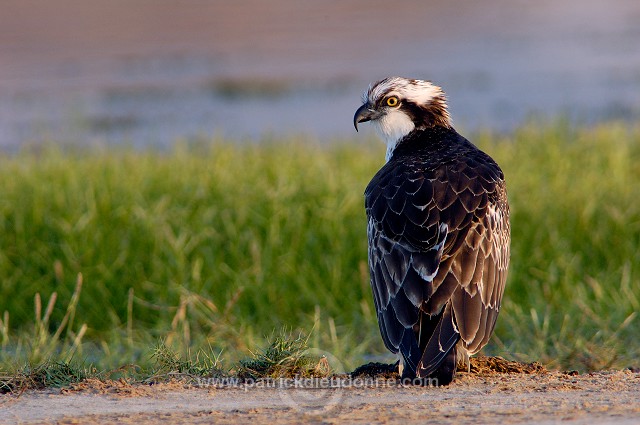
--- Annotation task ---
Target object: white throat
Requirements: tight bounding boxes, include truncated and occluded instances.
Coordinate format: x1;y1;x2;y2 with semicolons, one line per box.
372;109;415;162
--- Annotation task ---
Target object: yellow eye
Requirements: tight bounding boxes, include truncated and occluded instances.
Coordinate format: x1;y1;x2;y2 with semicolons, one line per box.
386;96;399;107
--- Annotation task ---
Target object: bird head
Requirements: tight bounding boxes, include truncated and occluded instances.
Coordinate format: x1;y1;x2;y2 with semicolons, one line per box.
354;77;451;159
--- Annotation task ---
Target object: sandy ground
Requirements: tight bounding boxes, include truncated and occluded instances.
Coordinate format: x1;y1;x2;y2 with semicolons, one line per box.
1;359;639;425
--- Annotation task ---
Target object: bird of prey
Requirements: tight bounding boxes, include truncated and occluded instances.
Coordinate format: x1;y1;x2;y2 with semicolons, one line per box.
354;77;510;386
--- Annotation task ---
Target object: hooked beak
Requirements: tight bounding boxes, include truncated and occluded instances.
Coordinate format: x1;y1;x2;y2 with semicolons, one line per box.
353;103;379;131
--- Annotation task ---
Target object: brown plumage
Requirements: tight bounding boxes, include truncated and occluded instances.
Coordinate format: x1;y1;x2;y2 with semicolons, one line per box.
354;77;510;385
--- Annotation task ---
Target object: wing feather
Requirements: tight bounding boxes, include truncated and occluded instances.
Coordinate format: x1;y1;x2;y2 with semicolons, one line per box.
449;185;510;353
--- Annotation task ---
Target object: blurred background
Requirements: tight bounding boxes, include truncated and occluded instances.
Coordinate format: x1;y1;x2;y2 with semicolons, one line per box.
2;0;640;375
1;0;639;150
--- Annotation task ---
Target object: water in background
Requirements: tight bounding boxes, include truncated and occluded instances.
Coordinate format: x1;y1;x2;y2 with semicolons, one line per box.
1;0;639;149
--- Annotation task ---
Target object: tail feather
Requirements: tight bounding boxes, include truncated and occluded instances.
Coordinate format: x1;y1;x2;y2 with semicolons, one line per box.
398;327;423;379
416;303;460;382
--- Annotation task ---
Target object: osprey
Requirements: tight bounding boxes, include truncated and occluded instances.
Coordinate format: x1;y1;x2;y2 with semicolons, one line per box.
354;77;510;385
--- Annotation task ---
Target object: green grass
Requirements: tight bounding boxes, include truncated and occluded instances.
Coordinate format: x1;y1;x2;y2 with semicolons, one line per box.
1;359;90;393
0;330;324;392
1;121;639;382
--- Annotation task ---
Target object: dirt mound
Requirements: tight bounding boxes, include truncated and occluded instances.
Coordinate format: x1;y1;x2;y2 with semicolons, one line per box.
350;355;546;380
467;355;547;375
